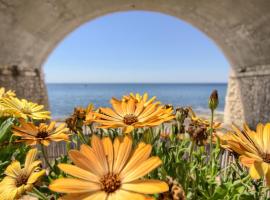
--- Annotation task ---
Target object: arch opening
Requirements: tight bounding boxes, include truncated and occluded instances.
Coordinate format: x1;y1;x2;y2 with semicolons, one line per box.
43;11;229;119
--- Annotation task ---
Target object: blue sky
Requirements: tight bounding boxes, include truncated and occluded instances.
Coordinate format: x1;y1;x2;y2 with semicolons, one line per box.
44;11;229;83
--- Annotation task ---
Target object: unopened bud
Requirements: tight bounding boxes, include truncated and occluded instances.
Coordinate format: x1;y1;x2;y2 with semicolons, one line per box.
208;90;219;111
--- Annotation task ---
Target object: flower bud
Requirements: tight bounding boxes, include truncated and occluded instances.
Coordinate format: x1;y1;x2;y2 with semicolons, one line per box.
208;90;219;111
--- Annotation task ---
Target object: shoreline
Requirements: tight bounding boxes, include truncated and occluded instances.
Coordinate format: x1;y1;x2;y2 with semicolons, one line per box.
53;112;224;123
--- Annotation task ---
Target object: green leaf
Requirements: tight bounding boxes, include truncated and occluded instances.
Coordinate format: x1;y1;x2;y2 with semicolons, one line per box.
0;118;14;142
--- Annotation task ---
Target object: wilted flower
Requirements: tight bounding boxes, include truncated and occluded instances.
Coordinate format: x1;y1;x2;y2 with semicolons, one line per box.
175;107;189;134
160;130;171;141
187;108;221;146
73;107;86;120
65;104;95;132
0;149;45;200
49;135;168;199
175;107;189;123
158;176;186;200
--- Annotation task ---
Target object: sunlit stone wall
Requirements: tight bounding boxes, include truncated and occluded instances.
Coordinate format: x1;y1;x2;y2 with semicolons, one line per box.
0;0;270;127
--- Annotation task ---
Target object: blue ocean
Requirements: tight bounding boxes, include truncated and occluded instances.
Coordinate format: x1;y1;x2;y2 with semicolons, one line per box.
47;83;227;119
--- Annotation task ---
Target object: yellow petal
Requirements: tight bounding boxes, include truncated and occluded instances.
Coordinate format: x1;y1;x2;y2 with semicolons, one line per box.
79;145;107;176
58;164;100;183
108;189;145;200
121;179;168;194
263;123;270;153
265;169;270;186
68;150;96;172
100;108;122;120
83;191;107;200
24;149;38;170
113;136;132;174
122;157;162;183
121;144;152;176
4;161;21;178
249;161;269;179
49;178;101;193
27;170;45;184
239;155;256;168
102;137;114;173
111;101;125;117
91;135;108;172
123;126;134;133
127;99;136;114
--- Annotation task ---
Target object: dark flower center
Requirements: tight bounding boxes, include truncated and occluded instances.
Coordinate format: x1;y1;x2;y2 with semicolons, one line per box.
261;153;270;163
16;173;28;187
37;131;49;139
123;114;138;125
100;173;121;193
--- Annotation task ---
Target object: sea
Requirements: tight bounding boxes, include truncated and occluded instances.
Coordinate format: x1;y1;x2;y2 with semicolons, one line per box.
47;83;227;119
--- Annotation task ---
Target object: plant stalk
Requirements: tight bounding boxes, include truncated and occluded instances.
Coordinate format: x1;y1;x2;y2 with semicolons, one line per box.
40;144;54;173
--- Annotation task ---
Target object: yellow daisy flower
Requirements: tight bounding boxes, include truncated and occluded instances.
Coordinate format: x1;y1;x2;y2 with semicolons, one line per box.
95;96;174;133
0;149;45;200
0;97;50;120
0;104;13;118
122;93;159;107
12;120;69;146
0;87;16;98
219;123;270;186
49;135;168;199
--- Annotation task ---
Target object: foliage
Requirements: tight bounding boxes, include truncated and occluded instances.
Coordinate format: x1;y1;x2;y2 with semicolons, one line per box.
0;88;270;199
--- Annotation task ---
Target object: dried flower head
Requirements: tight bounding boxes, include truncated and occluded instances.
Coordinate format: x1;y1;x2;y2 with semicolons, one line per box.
158;176;186;200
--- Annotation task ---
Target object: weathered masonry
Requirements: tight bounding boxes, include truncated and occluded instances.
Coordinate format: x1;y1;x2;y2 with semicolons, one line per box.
0;0;270;127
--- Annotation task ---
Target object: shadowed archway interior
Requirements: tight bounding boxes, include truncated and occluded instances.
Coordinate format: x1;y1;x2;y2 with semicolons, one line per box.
0;0;270;127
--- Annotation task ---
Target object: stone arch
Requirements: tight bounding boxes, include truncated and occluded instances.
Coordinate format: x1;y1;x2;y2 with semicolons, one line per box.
1;0;270;127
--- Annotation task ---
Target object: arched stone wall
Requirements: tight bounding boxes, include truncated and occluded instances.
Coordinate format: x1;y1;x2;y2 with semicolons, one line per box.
0;0;270;127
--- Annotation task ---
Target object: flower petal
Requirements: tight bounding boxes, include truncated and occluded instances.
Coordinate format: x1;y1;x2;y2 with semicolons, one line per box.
4;161;21;178
113;136;132;174
27;170;45;184
102;137;114;173
249;161;269;179
121;143;151;176
49;178;101;193
122;157;162;183
58;164;100;183
121;179;168;194
91;135;109;172
108;189;145;200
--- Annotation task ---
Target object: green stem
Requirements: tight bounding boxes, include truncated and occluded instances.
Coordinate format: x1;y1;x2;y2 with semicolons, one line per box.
31;187;48;200
40;144;54;173
209;109;214;164
189;140;195;161
76;130;87;145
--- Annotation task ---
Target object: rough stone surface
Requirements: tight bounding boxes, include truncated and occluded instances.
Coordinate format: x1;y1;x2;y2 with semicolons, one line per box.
0;0;270;127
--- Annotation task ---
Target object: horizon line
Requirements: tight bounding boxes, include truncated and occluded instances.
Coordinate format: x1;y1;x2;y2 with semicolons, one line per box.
46;82;227;84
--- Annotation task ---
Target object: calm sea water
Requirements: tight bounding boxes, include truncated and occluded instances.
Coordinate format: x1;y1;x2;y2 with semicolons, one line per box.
47;83;227;119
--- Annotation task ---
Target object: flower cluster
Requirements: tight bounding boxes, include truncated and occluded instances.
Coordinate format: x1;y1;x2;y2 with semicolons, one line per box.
0;87;50;120
0;88;269;199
